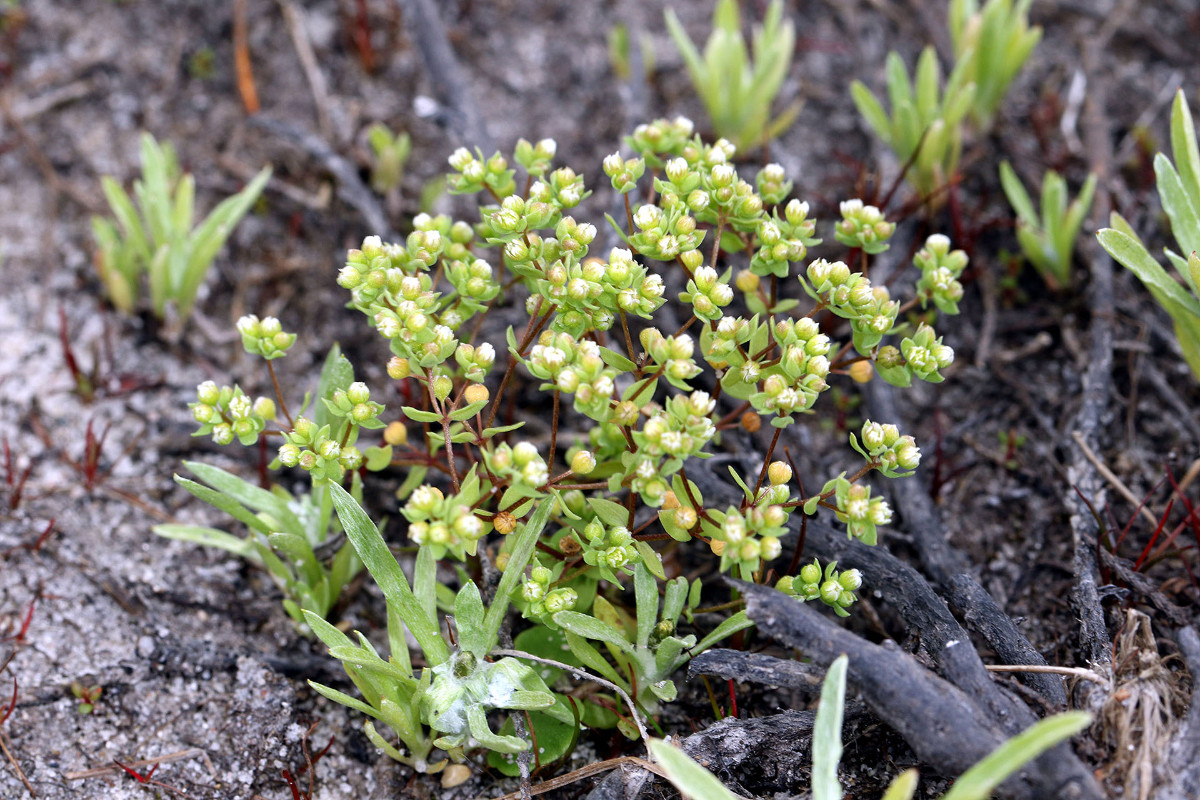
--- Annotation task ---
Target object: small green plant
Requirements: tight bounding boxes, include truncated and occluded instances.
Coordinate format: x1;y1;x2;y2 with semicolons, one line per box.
999;162;1096;289
948;0;1041;131
91;133;270;323
651;653;1093;800
366;123;412;194
169;120;969;771
665;0;799;151
851;48;976;202
70;682;102;714
153;339;385;628
1099;89;1200;380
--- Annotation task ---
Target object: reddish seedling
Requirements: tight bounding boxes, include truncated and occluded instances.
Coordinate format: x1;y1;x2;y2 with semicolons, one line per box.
113;759;187;796
76;419;112;492
59;305;97;403
2;588;40;645
1;439;33;511
346;0;376;73
1092;469;1200;595
57;305;161;403
280;722;333;800
71;682;103;715
1;519;57;557
0;662;35;797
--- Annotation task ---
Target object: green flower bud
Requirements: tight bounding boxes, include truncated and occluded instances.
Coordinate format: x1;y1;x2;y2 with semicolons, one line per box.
820;579;843;606
839;569;863;591
196;381;221;405
278;443;301;467
571;450;597;475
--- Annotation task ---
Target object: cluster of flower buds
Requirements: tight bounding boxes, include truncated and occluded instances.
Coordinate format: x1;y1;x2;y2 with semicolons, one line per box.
634;391;717;462
573;519;641;582
747;320;831;422
777;559;862;616
642;330;703;391
517;561;579;621
709;505;784;575
454;343;496;383
338;235;409;306
914;234;969;315
447;147;516;196
321;381;385;429
705;161;764;223
190;381;275;446
542;166;587;209
702;316;752;368
370;289;457;370
804;259;900;354
603;247;665;321
403;484;491;561
278;416;362;483
755;163;793;205
755;460;794;506
749;200;820;278
627;454;671;507
484;193;559;242
237;315;296;360
852;420;921;478
512;137;558;178
628;200;704;262
680;265;734;322
899;323;954;383
834;199;896;254
822;474;892;546
775;317;833;384
623;116;697;169
486;442;549;489
602;152;647;193
524;332;617;421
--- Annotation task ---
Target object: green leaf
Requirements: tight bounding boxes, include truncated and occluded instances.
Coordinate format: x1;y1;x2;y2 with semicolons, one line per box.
480;422;525;438
363;445;393;471
686;611;754;668
483;497;555;649
1171;89;1200;218
454;581;489;658
589;497;629;528
315;345;354;431
1098;229;1200;318
449;399;487;422
172;474;272;535
851;82;892;142
634;562;658;649
635;540;666;579
330;483;449;666
600;346;637;373
941;711;1092;800
402;406;442;424
553;611;636;658
153;524;258;560
648;739;741;800
881;770;919;800
998;162;1036;225
813;654;848;800
181;461;302;530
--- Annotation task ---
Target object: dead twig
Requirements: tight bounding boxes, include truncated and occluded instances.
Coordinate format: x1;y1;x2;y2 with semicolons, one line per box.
63;747;214;780
480;757;666;800
276;0;333;139
233;0;260;114
1072;431;1158;528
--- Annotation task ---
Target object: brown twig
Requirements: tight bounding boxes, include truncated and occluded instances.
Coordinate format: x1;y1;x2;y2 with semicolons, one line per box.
233;0;260;114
